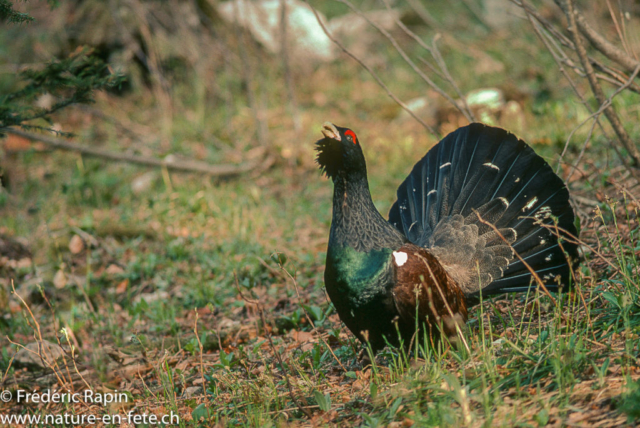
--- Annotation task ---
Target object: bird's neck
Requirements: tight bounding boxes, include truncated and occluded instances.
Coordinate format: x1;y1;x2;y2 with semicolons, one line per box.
329;173;404;252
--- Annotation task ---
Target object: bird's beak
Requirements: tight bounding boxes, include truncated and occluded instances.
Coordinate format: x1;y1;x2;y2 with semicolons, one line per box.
321;122;341;141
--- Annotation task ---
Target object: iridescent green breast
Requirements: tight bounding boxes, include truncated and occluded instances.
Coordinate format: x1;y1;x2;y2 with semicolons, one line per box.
324;245;394;307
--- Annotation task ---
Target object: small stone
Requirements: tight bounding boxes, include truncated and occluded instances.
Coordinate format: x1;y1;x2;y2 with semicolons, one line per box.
14;340;66;368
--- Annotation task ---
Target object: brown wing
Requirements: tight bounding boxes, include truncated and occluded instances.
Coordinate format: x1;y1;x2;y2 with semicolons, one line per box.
391;243;468;342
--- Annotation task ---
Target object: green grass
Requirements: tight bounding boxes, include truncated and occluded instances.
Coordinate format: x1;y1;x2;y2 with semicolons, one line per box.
2;1;640;426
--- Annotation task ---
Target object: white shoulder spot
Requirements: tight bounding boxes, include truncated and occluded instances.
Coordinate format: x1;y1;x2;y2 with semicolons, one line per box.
392;251;408;267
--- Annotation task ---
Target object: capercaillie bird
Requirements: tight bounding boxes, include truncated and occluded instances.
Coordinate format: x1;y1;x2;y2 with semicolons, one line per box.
316;122;579;353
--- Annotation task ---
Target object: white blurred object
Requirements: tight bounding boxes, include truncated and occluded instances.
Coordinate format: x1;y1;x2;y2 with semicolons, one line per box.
465;88;505;110
218;0;334;62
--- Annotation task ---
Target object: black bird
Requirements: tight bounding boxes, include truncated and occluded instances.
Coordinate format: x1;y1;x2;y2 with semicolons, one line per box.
316;122;579;352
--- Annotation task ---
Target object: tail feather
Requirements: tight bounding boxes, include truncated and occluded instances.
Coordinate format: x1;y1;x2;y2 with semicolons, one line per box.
388;123;579;297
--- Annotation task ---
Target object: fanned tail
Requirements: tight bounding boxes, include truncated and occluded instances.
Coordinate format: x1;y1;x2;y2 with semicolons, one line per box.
388;123;579;297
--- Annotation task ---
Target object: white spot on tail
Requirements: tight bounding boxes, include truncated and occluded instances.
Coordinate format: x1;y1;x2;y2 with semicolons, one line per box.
499;197;509;207
510;228;517;240
484;162;500;170
440;162;451;169
393;251;408;267
545;254;553;261
515;177;520;183
523;197;538;211
427;189;437;196
540;238;546;245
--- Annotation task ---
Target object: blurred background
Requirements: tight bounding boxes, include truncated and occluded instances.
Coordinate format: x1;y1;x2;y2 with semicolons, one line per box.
1;0;640;425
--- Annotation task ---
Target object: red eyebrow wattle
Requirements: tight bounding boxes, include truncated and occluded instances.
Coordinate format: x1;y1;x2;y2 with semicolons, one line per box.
345;130;357;145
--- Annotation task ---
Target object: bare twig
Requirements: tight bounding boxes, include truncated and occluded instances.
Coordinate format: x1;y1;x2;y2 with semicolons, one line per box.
381;0;475;121
559;0;640;167
3;128;274;177
405;0;439;29
474;213;558;306
305;1;439;137
338;0;473;124
415;253;471;354
564;63;640;182
460;0;492;30
193;310;207;397
9;280;70;388
571;1;640;74
538;222;638;291
517;0;639;178
514;0;640;94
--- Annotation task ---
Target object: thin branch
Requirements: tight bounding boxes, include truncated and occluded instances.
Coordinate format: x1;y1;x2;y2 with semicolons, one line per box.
381;0;475;121
559;0;640;167
305;1;438;137
337;0;474;124
538;223;639;292
519;4;630;176
514;0;640;94
405;0;439;29
192;310;208;400
3;128;274;177
474;213;558;306
565;63;640;183
571;1;640;74
460;0;492;30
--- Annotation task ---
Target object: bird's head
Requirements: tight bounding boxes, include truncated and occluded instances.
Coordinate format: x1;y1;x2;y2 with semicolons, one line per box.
315;122;366;180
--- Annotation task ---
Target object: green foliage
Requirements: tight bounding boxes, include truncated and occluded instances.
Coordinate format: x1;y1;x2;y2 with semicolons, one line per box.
0;47;124;134
313;390;331;412
0;0;34;23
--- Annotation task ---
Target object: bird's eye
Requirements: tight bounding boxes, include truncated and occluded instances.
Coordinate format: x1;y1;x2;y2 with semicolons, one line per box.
344;129;358;145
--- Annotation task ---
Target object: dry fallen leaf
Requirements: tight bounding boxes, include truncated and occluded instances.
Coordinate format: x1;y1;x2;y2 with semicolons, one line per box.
69;234;85;254
53;269;67;289
115;279;129;294
106;264;125;275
